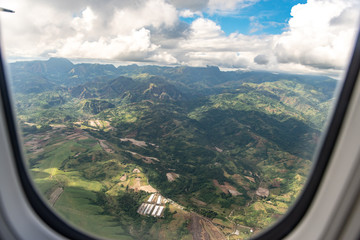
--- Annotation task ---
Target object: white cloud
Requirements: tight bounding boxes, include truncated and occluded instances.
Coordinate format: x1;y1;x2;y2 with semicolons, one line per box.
179;9;202;18
148;51;178;64
167;0;209;11
182;51;250;68
1;0;75;58
110;0;177;35
188;18;224;38
207;0;259;14
1;0;177;61
254;54;269;65
177;0;360;77
71;7;97;32
55;28;159;60
177;18;273;68
1;0;359;78
168;0;258;15
274;0;360;70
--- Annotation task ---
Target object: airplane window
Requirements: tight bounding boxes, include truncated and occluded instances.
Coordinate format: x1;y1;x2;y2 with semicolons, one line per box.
1;0;359;239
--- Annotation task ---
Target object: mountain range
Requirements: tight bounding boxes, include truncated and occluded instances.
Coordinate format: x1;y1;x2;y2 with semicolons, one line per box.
10;58;338;240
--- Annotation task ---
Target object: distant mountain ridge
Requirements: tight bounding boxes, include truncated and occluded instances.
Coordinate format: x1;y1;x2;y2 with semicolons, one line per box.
9;58;337;94
11;57;339;239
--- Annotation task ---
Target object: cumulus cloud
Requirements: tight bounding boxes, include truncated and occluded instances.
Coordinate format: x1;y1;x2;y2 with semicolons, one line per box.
148;51;178;64
187;18;224;39
1;0;178;61
177;18;273;68
207;0;259;14
1;0;359;77
168;0;258;15
179;9;203;18
110;0;178;34
71;7;97;32
254;55;269;65
55;28;159;60
167;0;209;11
181;51;249;68
274;0;360;70
181;18;269;52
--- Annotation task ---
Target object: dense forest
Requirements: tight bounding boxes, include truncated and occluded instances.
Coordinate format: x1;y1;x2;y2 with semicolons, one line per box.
11;58;337;240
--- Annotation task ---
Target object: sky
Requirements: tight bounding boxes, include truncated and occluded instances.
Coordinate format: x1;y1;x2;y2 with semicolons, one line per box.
0;0;359;78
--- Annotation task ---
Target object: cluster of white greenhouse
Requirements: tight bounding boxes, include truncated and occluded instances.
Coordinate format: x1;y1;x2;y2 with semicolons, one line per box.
137;193;167;217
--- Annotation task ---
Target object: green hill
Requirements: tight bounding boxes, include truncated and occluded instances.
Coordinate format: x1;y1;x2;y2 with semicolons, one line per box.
10;58;337;240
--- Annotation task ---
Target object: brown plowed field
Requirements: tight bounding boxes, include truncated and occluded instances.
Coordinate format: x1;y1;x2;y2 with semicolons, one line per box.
189;213;226;240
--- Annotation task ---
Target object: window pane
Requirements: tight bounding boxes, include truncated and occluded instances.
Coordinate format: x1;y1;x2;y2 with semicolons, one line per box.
2;0;359;239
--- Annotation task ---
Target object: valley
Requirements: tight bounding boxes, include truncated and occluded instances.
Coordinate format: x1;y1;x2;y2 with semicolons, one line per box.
11;58;337;239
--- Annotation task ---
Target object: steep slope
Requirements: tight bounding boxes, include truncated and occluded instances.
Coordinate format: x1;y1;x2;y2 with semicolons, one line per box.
10;59;338;240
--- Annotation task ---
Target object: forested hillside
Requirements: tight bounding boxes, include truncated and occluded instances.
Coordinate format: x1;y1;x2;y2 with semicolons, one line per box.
11;58;337;240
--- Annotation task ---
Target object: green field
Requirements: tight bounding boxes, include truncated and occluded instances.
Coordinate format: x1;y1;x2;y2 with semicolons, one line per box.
54;187;132;240
14;59;336;239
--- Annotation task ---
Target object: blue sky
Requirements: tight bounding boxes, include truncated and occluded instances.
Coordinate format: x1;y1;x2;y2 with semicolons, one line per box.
180;0;307;35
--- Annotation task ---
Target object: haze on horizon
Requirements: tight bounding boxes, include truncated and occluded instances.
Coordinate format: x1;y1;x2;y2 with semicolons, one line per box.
1;0;359;78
